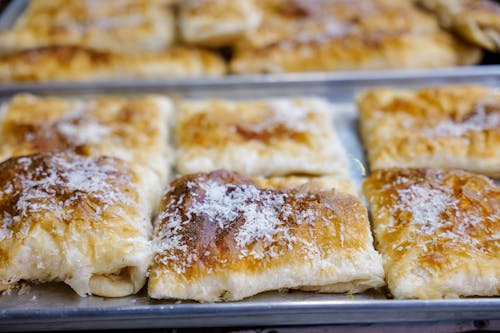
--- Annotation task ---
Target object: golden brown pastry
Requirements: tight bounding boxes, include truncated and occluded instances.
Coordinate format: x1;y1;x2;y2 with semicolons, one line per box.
230;30;480;74
418;0;500;52
175;98;350;177
254;175;359;197
363;168;500;299
0;94;172;181
0;152;159;297
230;0;480;73
358;85;500;177
0;46;227;83
0;0;175;55
148;170;385;302
244;0;440;50
179;0;262;47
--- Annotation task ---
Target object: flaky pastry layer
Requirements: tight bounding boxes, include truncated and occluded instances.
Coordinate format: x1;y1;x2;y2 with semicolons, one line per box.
0;93;172;182
363;168;499;299
176;98;349;177
149;170;384;302
358;85;500;177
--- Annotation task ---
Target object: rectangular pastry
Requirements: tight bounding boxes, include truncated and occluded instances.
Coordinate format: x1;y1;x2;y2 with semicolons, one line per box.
0;0;175;55
230;0;480;73
0;152;159;297
0;46;227;82
230;30;480;74
363;168;500;299
175;98;349;177
358;85;500;177
0;93;172;182
148;170;385;302
242;0;440;50
418;0;500;52
179;0;262;47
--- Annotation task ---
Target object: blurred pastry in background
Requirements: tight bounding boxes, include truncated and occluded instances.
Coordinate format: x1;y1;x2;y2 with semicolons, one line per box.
179;0;262;47
0;93;173;182
230;0;481;73
0;0;176;55
418;0;500;52
0;46;226;82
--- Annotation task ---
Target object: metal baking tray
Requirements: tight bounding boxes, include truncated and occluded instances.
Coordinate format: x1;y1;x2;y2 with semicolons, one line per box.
0;68;499;332
0;0;499;92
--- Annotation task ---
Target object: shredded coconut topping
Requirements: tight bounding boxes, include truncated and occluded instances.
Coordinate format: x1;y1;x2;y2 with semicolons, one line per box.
153;177;334;273
57;121;111;145
22;100;111;146
423;103;500;137
0;154;134;241
390;181;495;252
54;101;111;145
394;184;457;235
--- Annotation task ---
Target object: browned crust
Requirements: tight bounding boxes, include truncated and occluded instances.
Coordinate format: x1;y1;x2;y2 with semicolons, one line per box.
151;170;370;280
0;46;226;82
363;167;500;298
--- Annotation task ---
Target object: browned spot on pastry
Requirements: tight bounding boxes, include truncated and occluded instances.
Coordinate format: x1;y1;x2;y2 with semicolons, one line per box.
152;170;366;279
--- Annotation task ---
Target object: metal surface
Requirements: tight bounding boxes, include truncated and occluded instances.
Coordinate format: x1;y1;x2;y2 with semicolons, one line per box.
0;0;26;31
0;70;499;331
1;284;500;332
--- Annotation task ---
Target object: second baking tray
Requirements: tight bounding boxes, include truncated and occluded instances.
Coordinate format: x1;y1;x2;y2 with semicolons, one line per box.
0;67;499;331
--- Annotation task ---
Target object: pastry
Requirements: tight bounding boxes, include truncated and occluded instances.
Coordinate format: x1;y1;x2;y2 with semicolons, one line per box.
358;85;500;177
179;0;262;47
231;0;480;73
0;152;159;297
0;0;175;55
176;98;349;177
148;170;385;302
0;46;226;82
418;0;500;52
363;168;500;299
230;30;481;74
0;93;172;181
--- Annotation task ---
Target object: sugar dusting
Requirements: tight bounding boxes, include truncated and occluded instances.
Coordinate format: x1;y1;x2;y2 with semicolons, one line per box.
390;180;496;252
246;100;318;133
394;184;457;236
0;154;134;242
54;100;111;145
20;100;112;146
423;102;500;137
153;177;334;273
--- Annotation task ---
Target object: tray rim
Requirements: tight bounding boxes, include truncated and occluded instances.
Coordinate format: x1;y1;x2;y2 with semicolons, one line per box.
1;297;500;330
0;66;499;96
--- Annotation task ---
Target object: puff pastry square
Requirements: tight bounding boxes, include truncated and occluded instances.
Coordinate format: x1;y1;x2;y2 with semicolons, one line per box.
0;0;175;55
418;0;500;52
0;46;227;83
358;85;500;177
176;98;349;177
230;0;481;73
0;152;159;297
148;170;385;302
179;0;262;47
243;0;440;50
363;168;500;299
0;93;172;181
